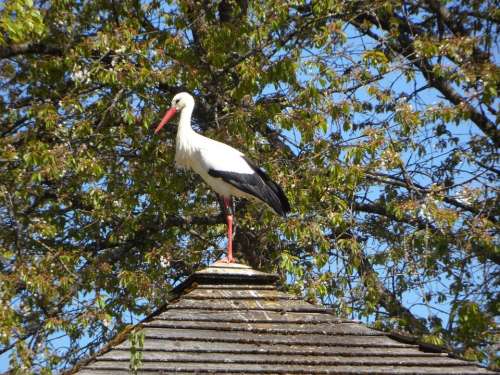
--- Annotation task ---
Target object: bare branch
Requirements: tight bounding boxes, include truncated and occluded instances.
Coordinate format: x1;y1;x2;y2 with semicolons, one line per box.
0;42;63;59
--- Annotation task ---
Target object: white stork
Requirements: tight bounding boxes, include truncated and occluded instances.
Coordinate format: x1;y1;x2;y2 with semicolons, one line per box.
154;92;290;262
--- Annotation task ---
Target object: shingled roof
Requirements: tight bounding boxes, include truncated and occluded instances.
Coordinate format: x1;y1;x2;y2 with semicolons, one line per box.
69;262;493;374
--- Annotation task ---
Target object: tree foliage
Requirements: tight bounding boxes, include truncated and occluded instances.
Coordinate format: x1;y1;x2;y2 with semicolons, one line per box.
0;0;498;372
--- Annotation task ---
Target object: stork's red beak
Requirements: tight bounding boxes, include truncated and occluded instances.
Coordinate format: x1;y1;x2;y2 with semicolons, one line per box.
154;107;177;134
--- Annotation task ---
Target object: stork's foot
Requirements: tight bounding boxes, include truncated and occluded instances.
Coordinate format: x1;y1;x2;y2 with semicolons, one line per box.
219;256;236;263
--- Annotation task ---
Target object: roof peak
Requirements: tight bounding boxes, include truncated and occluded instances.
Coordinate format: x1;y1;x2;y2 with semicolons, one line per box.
170;261;279;298
196;260;276;276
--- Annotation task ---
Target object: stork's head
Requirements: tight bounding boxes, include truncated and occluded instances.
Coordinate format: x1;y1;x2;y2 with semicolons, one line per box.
171;92;194;111
154;92;194;134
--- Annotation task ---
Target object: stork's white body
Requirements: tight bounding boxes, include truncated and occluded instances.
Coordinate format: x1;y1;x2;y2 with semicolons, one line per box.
174;104;254;200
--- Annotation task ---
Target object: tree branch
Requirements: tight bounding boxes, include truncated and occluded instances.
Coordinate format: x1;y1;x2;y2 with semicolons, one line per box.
365;171;498;224
0;42;63;59
357;250;429;334
353;200;500;265
350;12;500;147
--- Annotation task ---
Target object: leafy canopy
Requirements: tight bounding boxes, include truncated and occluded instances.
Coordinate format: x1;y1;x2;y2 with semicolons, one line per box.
0;0;498;372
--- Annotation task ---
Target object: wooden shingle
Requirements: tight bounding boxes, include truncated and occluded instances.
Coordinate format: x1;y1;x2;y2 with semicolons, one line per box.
67;262;494;374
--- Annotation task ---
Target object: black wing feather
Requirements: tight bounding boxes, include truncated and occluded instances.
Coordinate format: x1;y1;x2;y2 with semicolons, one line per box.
208;158;290;216
243;157;291;214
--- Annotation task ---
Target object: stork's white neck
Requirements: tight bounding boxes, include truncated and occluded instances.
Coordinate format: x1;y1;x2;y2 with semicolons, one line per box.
177;102;195;137
175;101;197;169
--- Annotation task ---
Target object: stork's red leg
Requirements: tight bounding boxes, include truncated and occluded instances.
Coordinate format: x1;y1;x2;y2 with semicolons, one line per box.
221;196;235;263
226;214;233;262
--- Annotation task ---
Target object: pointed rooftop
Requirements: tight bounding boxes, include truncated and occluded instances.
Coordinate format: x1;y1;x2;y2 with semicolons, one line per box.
68;262;493;374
